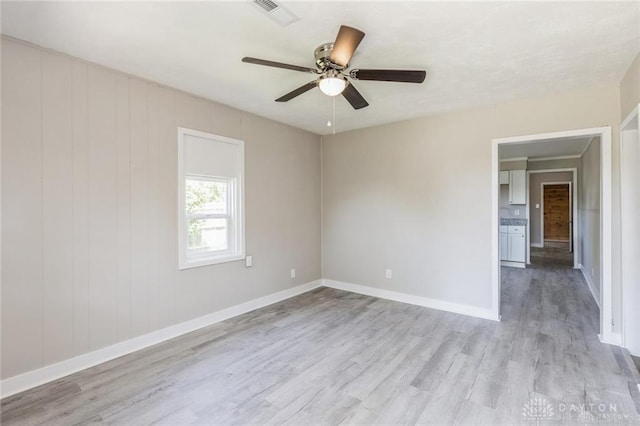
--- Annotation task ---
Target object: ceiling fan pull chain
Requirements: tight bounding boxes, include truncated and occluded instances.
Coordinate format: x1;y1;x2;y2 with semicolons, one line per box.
333;96;336;135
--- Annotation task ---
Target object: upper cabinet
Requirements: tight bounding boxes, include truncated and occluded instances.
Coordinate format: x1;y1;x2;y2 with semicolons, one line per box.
499;171;510;185
508;170;526;204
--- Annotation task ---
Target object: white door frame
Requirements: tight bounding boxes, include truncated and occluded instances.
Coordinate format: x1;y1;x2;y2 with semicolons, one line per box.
491;126;612;343
527;169;578;268
620;103;640;355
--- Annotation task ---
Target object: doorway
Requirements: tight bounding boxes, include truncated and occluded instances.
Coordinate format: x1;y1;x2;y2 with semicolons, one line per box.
527;169;578;267
491;127;613;343
531;181;574;267
542;182;572;248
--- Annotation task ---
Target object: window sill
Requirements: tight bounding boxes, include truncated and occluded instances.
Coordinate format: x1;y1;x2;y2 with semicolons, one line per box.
179;253;245;270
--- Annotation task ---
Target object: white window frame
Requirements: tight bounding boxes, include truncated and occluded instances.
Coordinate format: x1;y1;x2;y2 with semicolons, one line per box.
178;127;245;269
184;174;233;258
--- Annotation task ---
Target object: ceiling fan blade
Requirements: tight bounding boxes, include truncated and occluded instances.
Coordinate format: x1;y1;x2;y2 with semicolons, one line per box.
329;25;365;68
342;83;369;110
275;80;318;102
242;57;319;74
350;69;426;83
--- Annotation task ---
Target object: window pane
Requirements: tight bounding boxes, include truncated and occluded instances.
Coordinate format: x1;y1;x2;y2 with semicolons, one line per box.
188;217;228;254
185;178;227;215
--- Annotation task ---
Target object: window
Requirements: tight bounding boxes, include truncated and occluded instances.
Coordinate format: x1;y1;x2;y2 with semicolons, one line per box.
178;128;244;269
185;176;231;255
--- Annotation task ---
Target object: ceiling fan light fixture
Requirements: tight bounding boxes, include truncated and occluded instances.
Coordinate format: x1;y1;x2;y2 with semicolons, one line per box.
318;74;347;96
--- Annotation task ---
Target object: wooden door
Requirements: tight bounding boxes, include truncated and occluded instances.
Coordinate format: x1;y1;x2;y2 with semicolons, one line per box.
543;184;570;241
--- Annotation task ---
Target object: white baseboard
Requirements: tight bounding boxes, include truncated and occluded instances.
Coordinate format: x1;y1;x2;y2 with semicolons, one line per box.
609;333;623;346
322;279;499;322
0;277;505;398
530;243;544;248
0;280;322;399
628;349;640;358
598;332;623;347
501;260;526;269
611;333;623;346
580;266;601;308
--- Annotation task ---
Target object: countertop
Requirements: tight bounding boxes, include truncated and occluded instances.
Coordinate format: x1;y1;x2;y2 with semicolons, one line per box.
500;218;528;226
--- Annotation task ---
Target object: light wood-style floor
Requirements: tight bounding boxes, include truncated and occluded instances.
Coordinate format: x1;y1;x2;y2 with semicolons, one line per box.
531;241;573;267
2;254;640;425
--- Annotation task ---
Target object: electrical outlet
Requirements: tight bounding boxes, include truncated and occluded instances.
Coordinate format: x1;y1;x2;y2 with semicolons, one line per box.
385;269;392;279
514;210;520;216
245;256;253;267
535;204;540;209
290;268;296;279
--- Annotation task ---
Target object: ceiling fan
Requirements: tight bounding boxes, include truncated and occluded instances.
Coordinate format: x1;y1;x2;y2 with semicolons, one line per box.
242;25;426;110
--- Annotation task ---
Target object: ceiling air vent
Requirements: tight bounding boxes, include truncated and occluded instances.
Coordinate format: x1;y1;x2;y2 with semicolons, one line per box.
254;0;278;12
252;0;300;27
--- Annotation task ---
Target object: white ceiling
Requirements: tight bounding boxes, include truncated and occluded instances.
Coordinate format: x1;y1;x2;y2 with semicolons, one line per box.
499;136;593;160
2;1;639;135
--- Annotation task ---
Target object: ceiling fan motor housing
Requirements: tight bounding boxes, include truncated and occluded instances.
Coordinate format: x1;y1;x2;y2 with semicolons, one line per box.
315;43;344;70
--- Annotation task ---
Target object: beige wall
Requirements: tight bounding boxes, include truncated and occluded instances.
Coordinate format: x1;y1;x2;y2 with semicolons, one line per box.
620;52;640;120
499;159;527;170
579;138;601;303
529;172;574;246
322;83;620;317
1;38;322;379
527;158;581;170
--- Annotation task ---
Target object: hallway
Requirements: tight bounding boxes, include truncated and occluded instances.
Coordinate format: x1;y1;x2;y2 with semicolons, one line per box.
499;250;640;423
530;241;573;267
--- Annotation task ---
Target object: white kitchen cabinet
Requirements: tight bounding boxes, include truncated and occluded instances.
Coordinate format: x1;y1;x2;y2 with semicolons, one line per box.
501;225;526;263
508;232;526;262
500;232;509;260
499;171;510;185
508;170;527;204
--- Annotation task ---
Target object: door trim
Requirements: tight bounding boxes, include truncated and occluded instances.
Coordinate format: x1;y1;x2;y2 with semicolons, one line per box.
620;103;640;354
492;126;613;344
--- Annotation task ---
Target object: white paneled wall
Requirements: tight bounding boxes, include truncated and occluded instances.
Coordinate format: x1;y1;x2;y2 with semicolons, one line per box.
2;37;44;378
42;52;74;366
1;38;322;379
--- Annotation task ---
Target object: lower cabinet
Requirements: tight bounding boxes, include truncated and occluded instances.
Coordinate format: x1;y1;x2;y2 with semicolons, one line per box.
500;232;509;260
508;233;526;262
501;225;526;263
